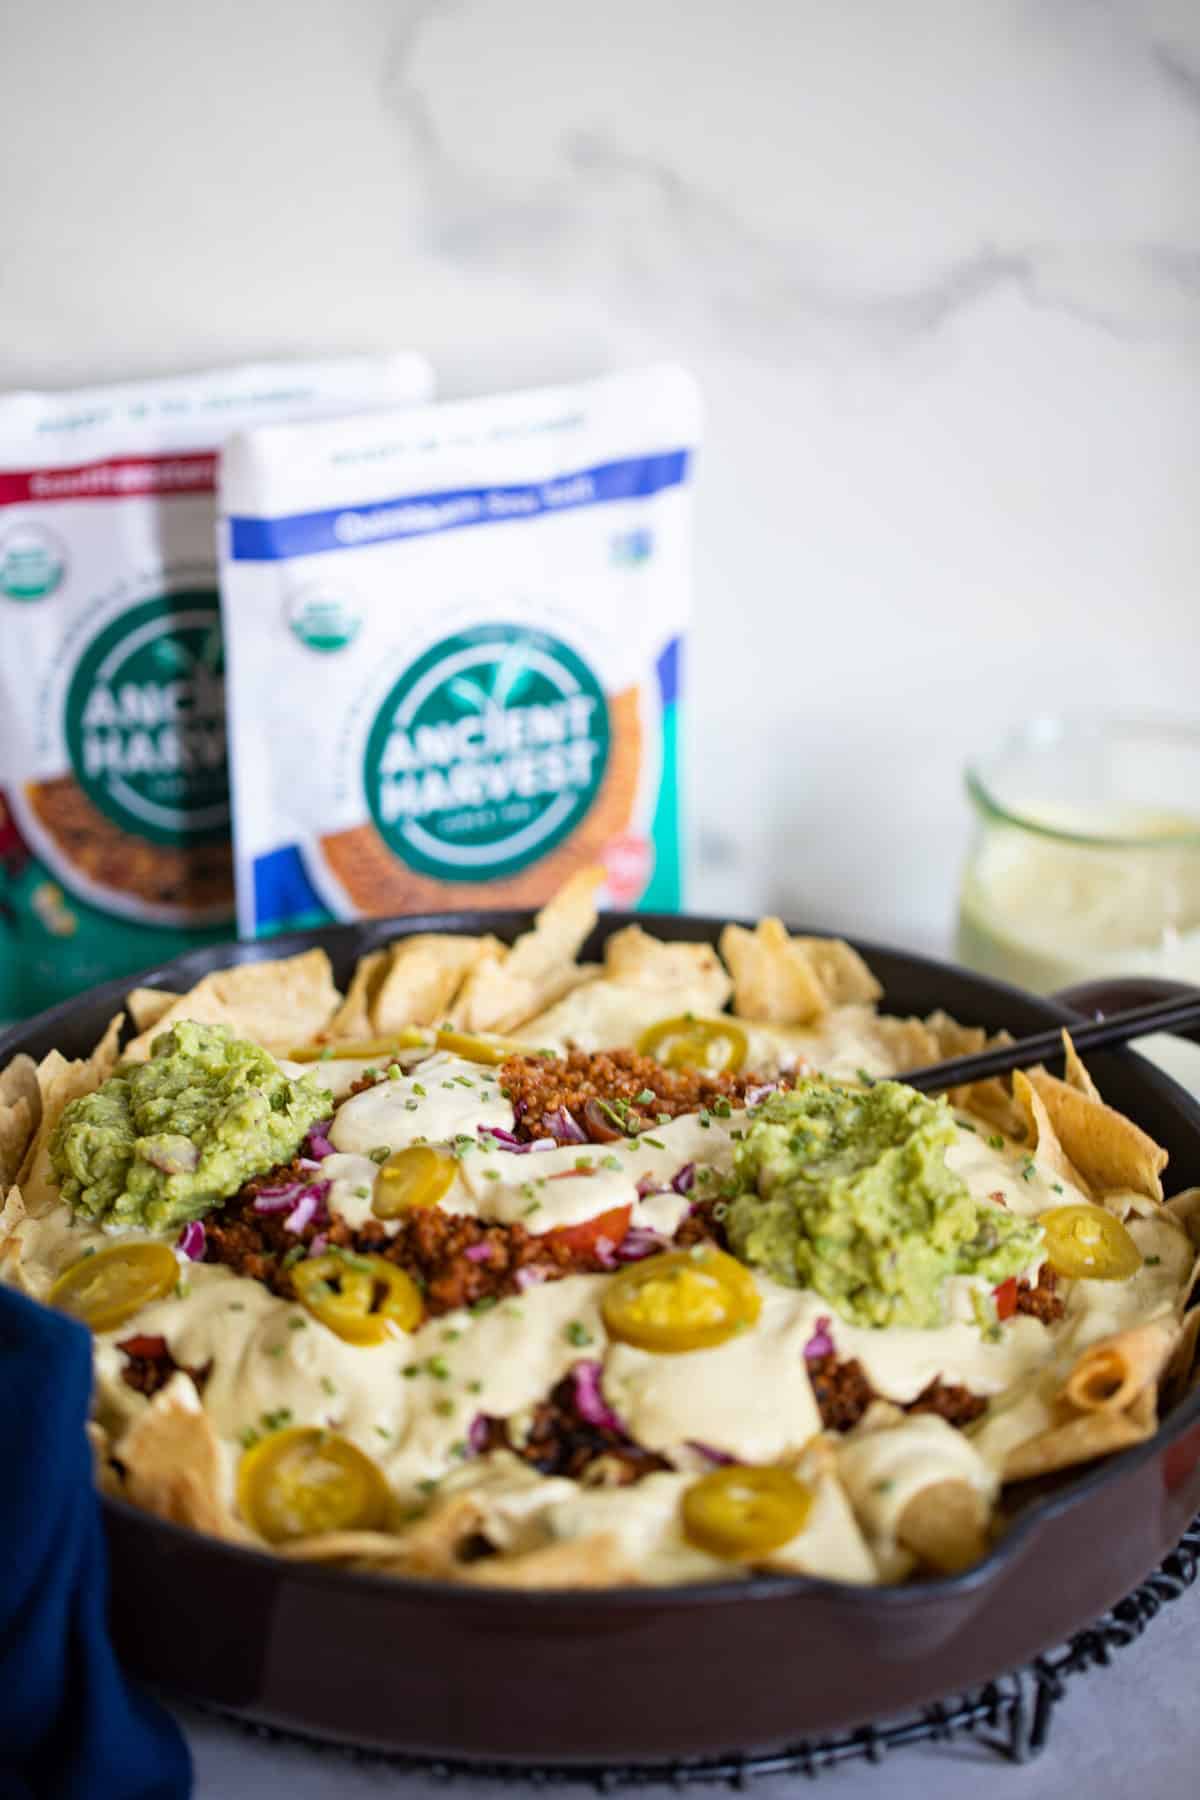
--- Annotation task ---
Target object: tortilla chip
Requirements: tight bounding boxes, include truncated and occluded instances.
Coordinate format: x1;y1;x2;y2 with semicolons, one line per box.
923;1011;987;1062
1062;1030;1102;1102
518;971;732;1054
123;949;340;1058
1061;1317;1177;1414
324;949;390;1041
0;1053;41;1189
125;988;179;1035
1002;1397;1155;1481
451;867;603;1034
0;1050;40;1119
373;935;504;1035
0;1185;26;1271
897;1477;989;1576
17;1016;125;1210
720;919;828;1025
114;1373;242;1540
286;1488;496;1577
92;1015;123;1080
1012;1069;1092;1196
911;1013;1029;1138
869;1015;940;1072
602;926;732;1011
720;919;881;1026
799;937;882;1008
1027;1062;1168;1202
0;1095;34;1191
765;1440;881;1584
460;1532;638;1589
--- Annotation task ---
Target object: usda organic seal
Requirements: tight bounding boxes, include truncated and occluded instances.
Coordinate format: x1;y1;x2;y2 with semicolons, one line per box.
64;592;229;844
364;624;610;881
0;523;66;601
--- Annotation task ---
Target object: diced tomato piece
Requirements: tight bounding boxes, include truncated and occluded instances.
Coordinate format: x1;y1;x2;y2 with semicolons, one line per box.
116;1333;170;1360
541;1205;632;1258
993;1277;1018;1322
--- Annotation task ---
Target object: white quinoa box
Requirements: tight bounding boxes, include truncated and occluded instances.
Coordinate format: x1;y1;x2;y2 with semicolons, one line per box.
218;365;700;938
0;355;433;1020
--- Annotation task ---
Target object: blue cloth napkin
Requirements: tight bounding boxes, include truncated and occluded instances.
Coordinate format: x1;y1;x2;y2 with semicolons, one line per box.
0;1284;191;1800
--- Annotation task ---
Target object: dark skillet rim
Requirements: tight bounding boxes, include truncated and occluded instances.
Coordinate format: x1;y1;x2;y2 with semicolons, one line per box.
6;910;1200;1613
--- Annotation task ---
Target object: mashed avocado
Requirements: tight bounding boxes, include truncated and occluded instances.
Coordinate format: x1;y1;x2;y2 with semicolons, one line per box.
725;1079;1041;1329
50;1020;332;1232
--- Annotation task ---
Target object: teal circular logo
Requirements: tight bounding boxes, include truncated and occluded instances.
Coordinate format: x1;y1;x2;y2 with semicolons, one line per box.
364;624;610;881
0;524;65;600
64;592;229;846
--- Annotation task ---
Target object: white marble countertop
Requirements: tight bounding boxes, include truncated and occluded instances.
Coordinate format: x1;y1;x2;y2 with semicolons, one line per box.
174;1567;1200;1796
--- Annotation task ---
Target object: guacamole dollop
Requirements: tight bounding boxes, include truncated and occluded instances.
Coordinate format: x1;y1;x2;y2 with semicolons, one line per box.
49;1020;332;1232
725;1079;1041;1329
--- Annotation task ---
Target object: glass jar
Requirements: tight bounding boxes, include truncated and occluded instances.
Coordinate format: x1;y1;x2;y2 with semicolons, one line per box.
956;715;1200;1090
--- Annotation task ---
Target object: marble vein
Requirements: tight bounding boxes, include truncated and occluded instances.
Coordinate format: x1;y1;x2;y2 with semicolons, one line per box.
380;0;1200;357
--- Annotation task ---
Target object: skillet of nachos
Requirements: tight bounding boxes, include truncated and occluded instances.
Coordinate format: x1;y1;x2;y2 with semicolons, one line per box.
2;868;1198;1590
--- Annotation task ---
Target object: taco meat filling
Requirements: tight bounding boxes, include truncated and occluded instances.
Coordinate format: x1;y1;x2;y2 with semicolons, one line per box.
473;1369;672;1487
805;1354;988;1433
497;1049;775;1143
116;1334;211;1398
202;1159;614;1317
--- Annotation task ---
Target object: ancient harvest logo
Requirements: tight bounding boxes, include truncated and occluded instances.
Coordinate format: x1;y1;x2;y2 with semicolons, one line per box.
64;592;229;844
364;625;610;881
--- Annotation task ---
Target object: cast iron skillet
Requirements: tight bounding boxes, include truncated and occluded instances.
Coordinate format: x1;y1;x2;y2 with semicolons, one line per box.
4;912;1200;1765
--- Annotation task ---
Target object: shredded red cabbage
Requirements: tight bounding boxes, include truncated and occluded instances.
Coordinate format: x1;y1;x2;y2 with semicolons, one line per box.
635;1174;665;1199
686;1440;736;1466
804;1316;835;1360
284;1190;322;1234
671;1162;696;1195
303;1121;336;1160
480;1126;556;1154
592;1234;620;1271
745;1083;779;1107
514;1265;549;1291
571;1360;623;1432
464;1242;494;1264
176;1220;206;1261
309;1233;328;1256
542;1106;588;1145
467;1414;490;1455
616;1227;666;1262
252;1184;308;1213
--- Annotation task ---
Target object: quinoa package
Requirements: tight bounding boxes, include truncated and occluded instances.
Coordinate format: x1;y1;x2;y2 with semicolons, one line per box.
219;365;699;936
0;356;433;1021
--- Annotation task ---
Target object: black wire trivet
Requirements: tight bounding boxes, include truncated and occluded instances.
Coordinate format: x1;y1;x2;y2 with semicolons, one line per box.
199;1512;1200;1786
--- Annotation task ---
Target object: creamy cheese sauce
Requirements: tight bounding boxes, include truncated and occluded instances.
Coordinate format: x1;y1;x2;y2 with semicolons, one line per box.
604;1284;823;1463
278;1053;425;1102
322;1152;396;1231
329;1052;513;1156
93;1265;610;1506
946;1117;1091;1218
539;1470;727;1584
452;1112;734;1234
519;981;730;1053
836;1413;998;1547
